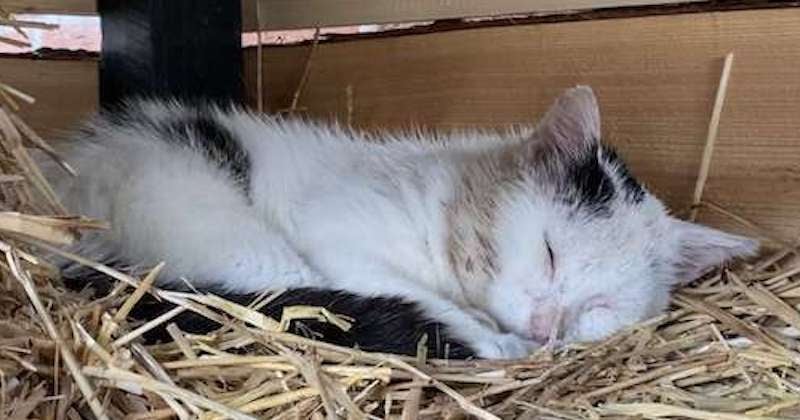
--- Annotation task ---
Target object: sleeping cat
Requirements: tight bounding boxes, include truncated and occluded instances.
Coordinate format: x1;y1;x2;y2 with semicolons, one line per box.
44;86;757;359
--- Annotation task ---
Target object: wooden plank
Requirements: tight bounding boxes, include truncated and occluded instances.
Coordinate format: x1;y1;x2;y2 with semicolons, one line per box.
1;0;95;15
245;8;800;244
0;58;97;138
242;0;704;30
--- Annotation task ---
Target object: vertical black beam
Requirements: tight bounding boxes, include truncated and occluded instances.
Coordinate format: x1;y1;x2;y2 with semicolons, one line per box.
98;0;243;107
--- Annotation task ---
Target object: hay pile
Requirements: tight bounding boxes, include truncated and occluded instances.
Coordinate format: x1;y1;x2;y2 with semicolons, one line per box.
2;22;800;420
6;231;800;420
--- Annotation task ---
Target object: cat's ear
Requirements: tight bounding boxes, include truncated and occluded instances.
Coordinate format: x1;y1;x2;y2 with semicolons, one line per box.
534;85;601;158
669;218;759;283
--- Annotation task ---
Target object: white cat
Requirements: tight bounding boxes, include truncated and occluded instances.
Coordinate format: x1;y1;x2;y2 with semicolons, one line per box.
45;86;757;359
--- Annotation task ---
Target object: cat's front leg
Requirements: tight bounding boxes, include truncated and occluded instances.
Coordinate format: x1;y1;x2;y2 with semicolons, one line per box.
435;306;539;359
447;307;535;358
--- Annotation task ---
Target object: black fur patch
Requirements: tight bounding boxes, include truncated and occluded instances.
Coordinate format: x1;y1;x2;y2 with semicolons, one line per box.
562;143;615;215
134;289;474;359
601;146;646;204
101;104;251;196
60;262;474;359
162;116;251;196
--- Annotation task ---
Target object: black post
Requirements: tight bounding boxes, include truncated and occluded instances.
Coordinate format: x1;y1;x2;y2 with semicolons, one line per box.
98;0;243;107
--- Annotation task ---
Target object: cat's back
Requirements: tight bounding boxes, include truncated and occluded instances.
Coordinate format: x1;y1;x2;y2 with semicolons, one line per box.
51;99;520;225
72;99;516;180
49;99;257;224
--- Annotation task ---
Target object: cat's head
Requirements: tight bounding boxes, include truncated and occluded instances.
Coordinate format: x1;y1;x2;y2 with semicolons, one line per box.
449;86;758;345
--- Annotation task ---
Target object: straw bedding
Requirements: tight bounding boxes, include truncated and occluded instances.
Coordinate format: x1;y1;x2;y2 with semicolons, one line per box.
2;21;800;420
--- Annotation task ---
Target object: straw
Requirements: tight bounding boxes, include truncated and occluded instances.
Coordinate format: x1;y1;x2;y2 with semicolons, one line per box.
690;52;734;222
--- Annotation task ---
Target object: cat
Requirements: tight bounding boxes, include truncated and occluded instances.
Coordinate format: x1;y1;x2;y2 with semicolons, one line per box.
43;86;757;359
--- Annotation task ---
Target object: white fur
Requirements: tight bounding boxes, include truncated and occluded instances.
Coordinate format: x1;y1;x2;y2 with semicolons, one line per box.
44;87;758;359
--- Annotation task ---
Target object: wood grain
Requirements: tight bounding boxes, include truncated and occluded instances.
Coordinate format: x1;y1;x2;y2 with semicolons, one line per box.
245;8;800;244
0;58;98;138
241;0;703;30
1;0;95;14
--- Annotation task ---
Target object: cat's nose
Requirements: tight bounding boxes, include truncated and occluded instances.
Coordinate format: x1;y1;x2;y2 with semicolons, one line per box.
529;307;564;343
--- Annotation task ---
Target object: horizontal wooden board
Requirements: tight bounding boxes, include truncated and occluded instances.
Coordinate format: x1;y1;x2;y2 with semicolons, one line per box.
0;58;98;138
2;0;95;14
242;0;703;30
245;8;800;245
9;0;701;25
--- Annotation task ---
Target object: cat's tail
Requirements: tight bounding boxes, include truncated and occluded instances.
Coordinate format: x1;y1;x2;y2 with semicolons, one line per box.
60;257;475;359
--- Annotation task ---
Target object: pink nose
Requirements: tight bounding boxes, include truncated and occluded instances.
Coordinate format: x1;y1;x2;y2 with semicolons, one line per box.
529;307;560;343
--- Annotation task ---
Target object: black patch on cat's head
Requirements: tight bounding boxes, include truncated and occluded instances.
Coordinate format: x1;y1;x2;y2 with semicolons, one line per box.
600;145;646;204
561;143;615;215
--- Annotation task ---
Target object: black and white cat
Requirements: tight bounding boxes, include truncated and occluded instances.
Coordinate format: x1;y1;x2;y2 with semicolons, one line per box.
44;86;757;359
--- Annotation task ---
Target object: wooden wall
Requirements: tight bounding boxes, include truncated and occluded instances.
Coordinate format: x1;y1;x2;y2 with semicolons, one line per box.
1;0;94;14
6;0;706;30
1;8;799;245
245;8;800;245
240;0;702;31
2;57;98;138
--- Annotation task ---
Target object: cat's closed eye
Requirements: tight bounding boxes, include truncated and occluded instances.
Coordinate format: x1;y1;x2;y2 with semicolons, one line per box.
544;237;556;275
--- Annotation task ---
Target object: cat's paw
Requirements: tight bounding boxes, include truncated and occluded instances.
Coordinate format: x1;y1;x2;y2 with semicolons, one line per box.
471;333;539;360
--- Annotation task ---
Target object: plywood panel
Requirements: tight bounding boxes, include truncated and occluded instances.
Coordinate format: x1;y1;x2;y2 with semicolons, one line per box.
245;9;800;245
0;58;98;138
242;0;703;30
2;0;95;14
